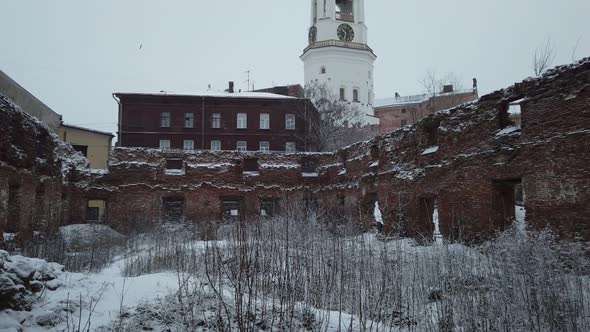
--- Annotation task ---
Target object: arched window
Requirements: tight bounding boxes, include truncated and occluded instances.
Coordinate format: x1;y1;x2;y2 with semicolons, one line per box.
353;88;359;102
339;87;346;101
320;66;326;74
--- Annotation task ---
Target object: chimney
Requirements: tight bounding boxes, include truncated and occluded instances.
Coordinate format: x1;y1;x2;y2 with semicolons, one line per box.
395;92;400;99
472;78;478;90
228;81;235;93
442;85;454;94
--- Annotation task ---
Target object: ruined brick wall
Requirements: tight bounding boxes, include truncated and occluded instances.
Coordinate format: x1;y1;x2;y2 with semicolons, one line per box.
71;58;590;242
0;94;87;245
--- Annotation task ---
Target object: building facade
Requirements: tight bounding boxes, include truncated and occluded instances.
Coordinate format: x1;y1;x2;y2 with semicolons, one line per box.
301;0;377;125
58;124;114;169
0;70;63;132
375;85;479;134
114;92;319;153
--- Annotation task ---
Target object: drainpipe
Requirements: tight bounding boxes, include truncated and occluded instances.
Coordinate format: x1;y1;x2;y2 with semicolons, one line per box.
112;93;122;146
201;96;205;150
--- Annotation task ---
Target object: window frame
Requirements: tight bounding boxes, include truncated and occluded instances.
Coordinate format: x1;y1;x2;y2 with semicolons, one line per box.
183;140;194;151
339;87;346;101
160;112;171;128
159;139;171;150
237;113;248;129
285;142;296;153
259;141;270;153
353;88;359;103
211;140;221;151
211;113;221;129
184;113;194;128
259;113;270;129
236;141;247;152
285;113;296;130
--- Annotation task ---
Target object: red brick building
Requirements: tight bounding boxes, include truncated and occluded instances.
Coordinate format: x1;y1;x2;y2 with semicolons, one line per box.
375;85;478;134
114;90;319;153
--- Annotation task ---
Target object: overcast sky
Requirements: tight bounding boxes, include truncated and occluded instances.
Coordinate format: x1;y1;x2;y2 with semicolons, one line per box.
1;0;588;136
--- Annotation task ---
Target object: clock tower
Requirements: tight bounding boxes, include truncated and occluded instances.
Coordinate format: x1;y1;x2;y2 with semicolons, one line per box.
301;0;377;125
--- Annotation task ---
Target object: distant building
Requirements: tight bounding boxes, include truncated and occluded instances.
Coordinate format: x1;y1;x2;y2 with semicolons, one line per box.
58;124;114;169
254;84;305;98
375;82;479;134
0;69;62;131
114;86;319;153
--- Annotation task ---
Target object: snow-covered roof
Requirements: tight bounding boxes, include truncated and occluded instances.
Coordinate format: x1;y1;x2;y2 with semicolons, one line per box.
114;91;297;100
375;89;477;108
61;123;114;137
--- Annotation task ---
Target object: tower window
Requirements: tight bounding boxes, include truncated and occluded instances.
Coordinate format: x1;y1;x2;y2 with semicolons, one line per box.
320;66;326;74
336;0;354;21
353;89;359;102
340;87;346;101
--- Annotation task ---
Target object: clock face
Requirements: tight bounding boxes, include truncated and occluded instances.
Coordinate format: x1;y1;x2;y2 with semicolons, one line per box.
308;26;317;44
337;24;354;42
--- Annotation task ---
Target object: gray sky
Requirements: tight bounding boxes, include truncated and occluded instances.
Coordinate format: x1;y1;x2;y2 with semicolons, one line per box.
1;0;588;137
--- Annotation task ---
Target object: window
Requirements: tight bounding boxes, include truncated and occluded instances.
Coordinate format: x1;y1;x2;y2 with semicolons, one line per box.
508;103;522;128
353;89;359;102
166;159;183;169
401;108;407;114
339;87;346;101
159;139;171;150
285;114;296;130
162;197;185;223
321;66;326;74
285;142;296;153
160;112;171;128
183;140;194;150
211;140;221;151
259;141;270;152
87;207;99;222
368;90;372;105
261;200;278;217
260;113;270;129
211;113;221;128
184;113;194;128
237;113;247;129
72;145;88;157
223;200;240;223
237;141;247;152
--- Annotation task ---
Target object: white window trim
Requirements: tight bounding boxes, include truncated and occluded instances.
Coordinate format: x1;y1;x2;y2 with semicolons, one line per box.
285;142;296;153
211;113;221;129
237;141;247;152
160;112;171;128
260;113;270;129
183;140;194;151
237;113;247;129
184;113;194;128
286;114;296;130
211;140;221;151
159;139;171;150
259;141;270;153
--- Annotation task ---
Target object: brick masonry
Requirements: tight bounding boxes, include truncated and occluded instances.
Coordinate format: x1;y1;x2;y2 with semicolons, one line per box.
2;58;590;244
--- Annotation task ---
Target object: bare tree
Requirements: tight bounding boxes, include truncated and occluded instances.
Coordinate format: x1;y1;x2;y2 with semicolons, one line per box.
571;35;582;62
420;69;464;98
533;37;557;76
304;81;374;151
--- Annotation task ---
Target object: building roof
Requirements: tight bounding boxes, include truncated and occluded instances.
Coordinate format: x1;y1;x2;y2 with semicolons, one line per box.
375;89;477;108
61;123;115;137
114;91;297;100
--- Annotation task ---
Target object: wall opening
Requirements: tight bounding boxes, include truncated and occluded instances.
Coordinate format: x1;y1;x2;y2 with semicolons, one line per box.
493;179;523;228
419;196;436;239
361;193;378;219
34;184;46;229
222;199;241;223
260;199;278;217
7;184;21;233
161;197;185;223
301;156;319;174
165;159;183;170
87;199;106;223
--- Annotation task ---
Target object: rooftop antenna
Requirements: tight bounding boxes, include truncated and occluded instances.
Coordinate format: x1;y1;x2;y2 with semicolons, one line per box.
244;70;251;91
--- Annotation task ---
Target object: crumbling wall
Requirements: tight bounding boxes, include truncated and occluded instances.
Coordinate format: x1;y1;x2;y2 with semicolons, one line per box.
72;58;590;241
0;94;87;246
